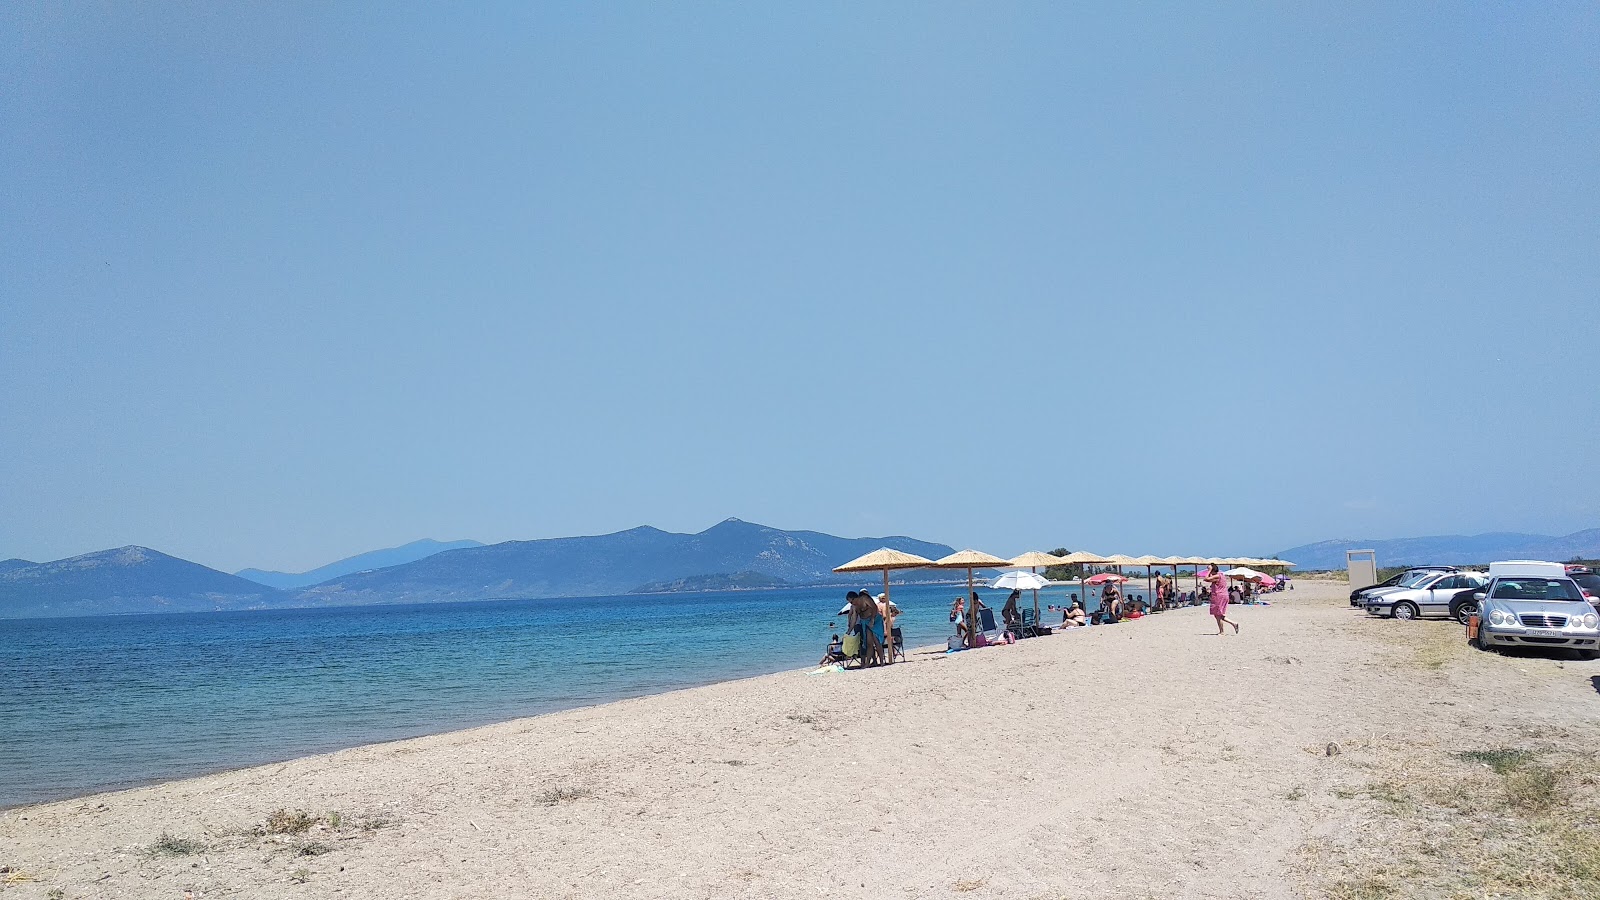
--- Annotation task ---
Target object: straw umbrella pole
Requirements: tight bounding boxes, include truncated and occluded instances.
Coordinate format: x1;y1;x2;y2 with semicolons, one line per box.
831;548;934;666
933;550;1013;647
1056;550;1110;612
1130;555;1163;610
1103;554;1138;606
1158;556;1186;607
1009;551;1064;630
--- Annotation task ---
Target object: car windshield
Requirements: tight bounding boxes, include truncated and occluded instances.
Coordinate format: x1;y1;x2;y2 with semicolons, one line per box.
1398;571;1436;587
1489;578;1585;602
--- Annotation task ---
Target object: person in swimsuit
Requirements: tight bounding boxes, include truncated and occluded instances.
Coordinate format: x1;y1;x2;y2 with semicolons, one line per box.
851;590;884;665
1064;600;1086;626
1002;590;1022;629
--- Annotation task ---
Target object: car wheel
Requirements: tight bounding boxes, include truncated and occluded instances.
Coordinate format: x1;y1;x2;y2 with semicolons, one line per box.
1454;603;1477;625
1474;627;1495;653
1392;601;1418;621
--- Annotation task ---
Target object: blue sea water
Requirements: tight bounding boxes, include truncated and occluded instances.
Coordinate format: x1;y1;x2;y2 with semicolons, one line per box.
0;580;1133;809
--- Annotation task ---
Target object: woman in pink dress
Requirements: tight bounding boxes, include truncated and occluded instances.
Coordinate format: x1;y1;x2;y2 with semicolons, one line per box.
1202;564;1240;635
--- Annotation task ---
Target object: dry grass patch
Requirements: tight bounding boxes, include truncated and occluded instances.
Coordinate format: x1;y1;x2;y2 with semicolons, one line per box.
142;832;206;857
1299;744;1600;899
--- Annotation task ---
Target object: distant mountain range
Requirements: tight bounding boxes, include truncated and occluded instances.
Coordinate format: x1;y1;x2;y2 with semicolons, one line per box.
236;538;485;589
0;546;288;618
0;520;956;619
295;519;954;606
1278;528;1600;570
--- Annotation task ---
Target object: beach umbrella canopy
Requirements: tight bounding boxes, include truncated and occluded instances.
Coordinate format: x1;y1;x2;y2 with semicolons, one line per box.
832;547;934;666
1085;572;1128;585
1006;551;1065;629
1103;554;1139;565
990;570;1049;591
1056;550;1109;564
933;550;1012;648
1224;567;1269;581
1255;559;1295;569
833;547;935;574
1008;551;1065;568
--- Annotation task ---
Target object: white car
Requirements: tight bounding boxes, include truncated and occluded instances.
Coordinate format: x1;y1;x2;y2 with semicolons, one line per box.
1364;571;1488;620
1471;561;1599;660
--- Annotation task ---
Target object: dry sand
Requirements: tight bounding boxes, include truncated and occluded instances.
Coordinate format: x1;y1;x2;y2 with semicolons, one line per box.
4;579;1599;899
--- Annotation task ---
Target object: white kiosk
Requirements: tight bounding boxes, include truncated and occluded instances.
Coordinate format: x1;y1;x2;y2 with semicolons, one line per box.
1346;549;1378;590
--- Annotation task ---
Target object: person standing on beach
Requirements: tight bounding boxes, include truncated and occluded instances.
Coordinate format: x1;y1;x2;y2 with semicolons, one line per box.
851;590;884;665
1202;564;1240;634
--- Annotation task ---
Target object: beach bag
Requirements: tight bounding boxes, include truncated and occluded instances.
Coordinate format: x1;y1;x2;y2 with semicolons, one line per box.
842;633;862;658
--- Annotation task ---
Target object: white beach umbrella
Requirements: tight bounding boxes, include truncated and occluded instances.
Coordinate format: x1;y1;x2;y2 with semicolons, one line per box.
990;570;1049;591
1007;551;1065;628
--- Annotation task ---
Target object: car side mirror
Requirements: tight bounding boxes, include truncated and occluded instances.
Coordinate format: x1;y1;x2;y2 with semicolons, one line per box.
1473;592;1485;601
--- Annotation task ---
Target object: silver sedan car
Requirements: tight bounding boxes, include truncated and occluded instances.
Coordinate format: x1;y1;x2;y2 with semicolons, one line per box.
1364;571;1488;620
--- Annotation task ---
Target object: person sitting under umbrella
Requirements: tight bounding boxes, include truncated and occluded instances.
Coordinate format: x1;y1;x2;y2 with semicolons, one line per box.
1062;598;1086;627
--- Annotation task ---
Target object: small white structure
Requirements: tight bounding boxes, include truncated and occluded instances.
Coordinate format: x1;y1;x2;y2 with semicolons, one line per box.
1346;549;1378;590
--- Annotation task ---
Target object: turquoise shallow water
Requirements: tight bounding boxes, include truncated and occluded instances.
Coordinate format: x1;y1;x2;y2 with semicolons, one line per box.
0;580;1124;809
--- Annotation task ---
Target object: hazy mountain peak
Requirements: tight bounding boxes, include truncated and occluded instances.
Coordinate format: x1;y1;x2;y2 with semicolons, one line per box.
235;538;485;590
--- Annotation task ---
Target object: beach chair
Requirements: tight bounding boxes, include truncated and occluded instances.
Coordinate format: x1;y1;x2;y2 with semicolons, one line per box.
840;631;863;668
978;608;1004;644
890;626;905;663
1019;607;1044;638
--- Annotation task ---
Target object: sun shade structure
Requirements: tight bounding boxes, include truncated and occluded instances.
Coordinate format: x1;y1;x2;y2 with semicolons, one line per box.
1128;556;1164;609
1008;551;1066;628
933;550;1012;648
832;548;934;665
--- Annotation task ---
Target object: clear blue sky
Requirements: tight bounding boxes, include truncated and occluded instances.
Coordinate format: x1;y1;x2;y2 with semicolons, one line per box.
3;3;1597;573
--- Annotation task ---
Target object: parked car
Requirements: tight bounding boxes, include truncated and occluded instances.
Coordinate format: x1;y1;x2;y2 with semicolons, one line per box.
1349;566;1458;607
1470;561;1599;660
1566;565;1600;611
1364;571;1488;620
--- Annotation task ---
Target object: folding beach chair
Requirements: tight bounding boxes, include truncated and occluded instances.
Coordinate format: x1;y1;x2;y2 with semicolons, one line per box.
1019;607;1044;638
890;626;906;663
978;608;1004;644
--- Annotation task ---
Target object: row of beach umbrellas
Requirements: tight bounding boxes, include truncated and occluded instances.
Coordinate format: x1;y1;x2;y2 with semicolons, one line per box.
832;548;1297;664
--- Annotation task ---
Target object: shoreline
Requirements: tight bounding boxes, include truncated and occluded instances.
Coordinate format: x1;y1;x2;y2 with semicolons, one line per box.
9;578;1591;899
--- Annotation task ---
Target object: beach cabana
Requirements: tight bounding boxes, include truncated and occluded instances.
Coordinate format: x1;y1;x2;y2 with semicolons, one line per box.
1055;551;1109;606
1129;555;1164;609
1157;556;1188;604
832;547;935;666
1103;554;1138;590
933;550;1013;648
1007;551;1065;632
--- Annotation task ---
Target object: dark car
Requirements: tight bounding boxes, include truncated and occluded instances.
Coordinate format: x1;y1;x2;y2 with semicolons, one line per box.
1349;566;1458;607
1570;568;1600;611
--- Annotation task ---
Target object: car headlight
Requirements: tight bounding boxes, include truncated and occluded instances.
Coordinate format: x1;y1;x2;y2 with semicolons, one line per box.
1582;613;1598;629
1490;609;1512;626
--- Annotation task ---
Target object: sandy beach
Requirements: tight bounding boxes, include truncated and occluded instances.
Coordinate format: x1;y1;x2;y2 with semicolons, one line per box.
4;578;1599;899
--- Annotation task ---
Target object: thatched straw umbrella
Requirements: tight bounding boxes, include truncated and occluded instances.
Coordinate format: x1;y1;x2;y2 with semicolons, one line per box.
1008;551;1064;630
1128;554;1164;610
1157;556;1188;606
933;550;1013;647
832;547;935;666
1055;550;1110;610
